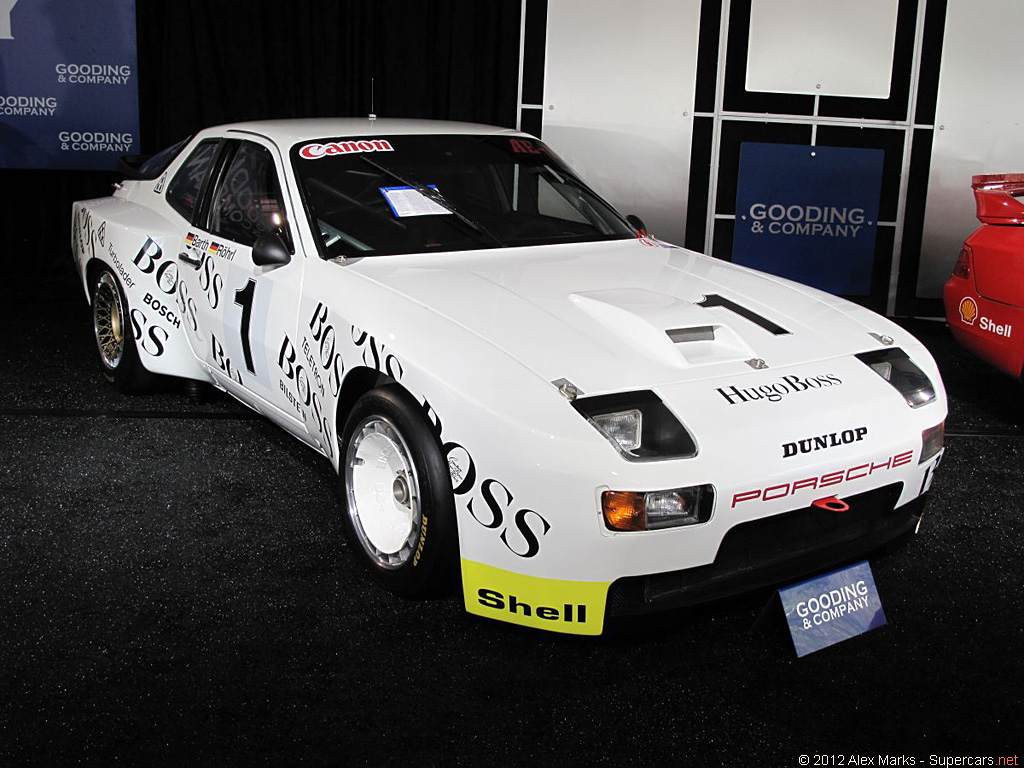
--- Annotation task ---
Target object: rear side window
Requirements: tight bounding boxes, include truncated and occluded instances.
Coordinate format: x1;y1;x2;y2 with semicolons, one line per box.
138;137;189;177
166;140;219;221
208;141;291;249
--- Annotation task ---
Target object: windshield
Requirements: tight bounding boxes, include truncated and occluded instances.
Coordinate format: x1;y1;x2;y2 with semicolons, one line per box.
290;134;635;258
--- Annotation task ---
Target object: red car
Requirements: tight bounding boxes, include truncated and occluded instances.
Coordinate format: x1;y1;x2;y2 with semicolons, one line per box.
944;174;1024;378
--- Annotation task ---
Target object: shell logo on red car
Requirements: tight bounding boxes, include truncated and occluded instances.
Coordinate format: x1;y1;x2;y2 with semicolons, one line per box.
958;297;978;325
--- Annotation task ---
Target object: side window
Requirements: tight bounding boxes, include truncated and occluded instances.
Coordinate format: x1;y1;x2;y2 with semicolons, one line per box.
209;141;291;249
166;140;219;221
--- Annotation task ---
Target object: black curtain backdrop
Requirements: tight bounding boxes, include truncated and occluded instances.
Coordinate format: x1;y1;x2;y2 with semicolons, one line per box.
1;0;522;296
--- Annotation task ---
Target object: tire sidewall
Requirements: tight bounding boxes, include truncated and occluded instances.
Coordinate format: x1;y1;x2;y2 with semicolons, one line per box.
339;385;458;597
90;267;150;393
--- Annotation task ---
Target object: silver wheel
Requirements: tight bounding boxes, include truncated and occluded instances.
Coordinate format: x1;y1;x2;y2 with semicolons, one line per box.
344;415;422;570
93;271;125;370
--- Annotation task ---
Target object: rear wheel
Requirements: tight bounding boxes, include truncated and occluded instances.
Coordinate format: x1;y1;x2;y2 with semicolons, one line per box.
340;386;457;597
91;268;155;393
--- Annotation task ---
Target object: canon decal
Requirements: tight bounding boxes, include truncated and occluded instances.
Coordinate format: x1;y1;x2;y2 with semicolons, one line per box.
299;139;394;160
717;373;842;406
783;427;868;458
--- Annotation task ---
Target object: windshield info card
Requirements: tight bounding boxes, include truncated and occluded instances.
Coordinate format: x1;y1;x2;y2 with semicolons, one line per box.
380;186;452;217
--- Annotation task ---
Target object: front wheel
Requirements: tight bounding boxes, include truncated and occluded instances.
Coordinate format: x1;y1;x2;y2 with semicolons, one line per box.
91;268;155;393
339;386;458;597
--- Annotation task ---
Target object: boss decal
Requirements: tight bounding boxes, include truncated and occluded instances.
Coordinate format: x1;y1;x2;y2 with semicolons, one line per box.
338;317;550;558
133;236;178;296
444;441;551;559
74;208;95;266
175;279;199;332
351;324;403;380
783;427;867;459
731;450;914;508
278;333;333;457
299;138;394;160
309;303;346;395
197;253;222;309
210;333;243;384
717;373;842;406
129;308;169;357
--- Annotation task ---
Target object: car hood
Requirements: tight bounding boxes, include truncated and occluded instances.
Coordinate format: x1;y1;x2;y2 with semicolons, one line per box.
347;239;903;394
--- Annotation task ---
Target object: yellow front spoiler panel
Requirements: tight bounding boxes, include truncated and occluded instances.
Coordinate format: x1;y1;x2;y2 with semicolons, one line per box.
461;559;610;636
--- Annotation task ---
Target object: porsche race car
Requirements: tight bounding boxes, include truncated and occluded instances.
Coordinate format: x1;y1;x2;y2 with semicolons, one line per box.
72;119;947;635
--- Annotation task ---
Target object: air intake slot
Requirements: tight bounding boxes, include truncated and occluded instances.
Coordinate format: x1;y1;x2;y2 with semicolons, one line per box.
666;326;715;343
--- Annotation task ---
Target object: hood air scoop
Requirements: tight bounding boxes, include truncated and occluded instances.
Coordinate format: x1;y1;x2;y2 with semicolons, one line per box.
569;289;754;368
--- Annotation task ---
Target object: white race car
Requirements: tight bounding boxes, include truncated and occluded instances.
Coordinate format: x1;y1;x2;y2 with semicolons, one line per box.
72;119;946;635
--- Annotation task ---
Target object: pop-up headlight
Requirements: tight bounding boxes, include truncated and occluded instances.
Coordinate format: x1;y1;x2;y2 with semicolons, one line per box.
856;348;936;408
573;391;697;461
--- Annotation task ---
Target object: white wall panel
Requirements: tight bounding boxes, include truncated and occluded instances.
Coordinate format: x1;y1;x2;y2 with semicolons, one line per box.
918;0;1024;298
746;0;897;98
542;0;701;247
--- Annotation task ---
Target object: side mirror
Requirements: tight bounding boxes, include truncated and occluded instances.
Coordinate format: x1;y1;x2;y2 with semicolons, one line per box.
252;231;291;267
626;214;648;235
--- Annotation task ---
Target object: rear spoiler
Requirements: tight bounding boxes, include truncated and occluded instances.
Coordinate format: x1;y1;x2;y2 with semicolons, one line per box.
115;136;192;181
972;173;1024;224
116;154;159;180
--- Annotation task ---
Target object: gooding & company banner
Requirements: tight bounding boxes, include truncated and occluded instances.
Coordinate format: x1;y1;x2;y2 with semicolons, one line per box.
733;143;884;296
0;0;139;170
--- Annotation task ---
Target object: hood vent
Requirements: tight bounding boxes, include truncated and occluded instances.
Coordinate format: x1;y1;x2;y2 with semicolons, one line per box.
666;326;715;343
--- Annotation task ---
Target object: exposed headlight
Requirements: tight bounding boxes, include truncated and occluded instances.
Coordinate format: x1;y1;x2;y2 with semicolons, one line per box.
856;348;936;408
591;409;642;452
573;391;697;461
602;485;714;531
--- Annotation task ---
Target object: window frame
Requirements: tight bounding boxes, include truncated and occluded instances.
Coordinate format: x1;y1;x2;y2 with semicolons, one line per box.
165;138;224;224
197;138;295;254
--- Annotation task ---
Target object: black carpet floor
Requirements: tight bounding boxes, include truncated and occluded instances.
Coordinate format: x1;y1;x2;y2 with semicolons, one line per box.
1;294;1021;766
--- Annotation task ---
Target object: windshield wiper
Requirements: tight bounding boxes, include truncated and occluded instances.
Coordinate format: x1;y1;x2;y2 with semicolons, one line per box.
361;156;506;248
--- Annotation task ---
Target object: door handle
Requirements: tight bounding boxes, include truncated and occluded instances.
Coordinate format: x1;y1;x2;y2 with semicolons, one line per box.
178;251;201;268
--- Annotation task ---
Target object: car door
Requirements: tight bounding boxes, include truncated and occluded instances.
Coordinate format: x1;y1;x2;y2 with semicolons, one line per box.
175;137;312;442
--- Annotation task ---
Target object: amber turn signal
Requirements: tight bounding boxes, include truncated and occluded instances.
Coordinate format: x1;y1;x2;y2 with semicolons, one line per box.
602;491;646;531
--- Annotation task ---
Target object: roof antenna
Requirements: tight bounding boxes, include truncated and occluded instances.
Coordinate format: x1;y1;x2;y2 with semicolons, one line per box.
368;77;376;122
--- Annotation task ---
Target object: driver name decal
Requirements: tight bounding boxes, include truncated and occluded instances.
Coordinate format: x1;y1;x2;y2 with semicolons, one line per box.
299;139;394;160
